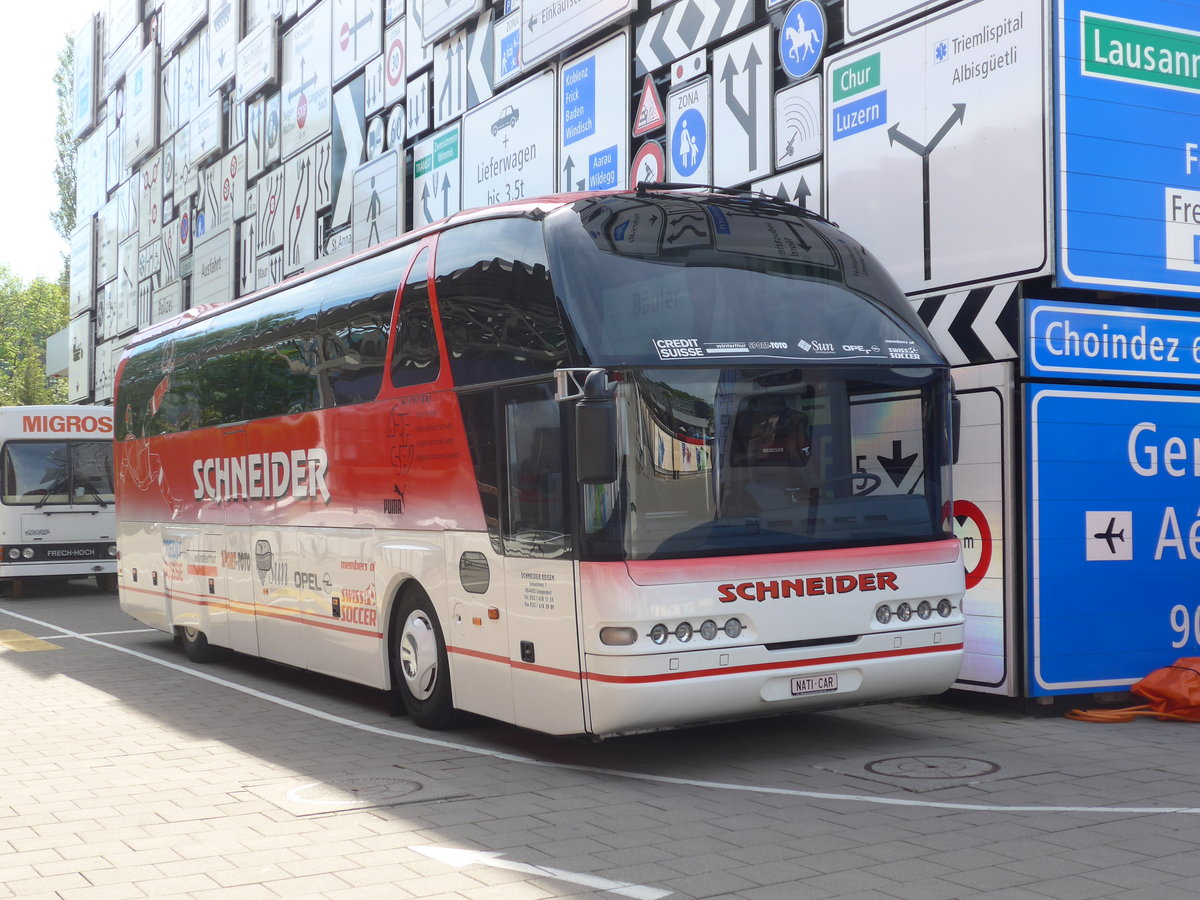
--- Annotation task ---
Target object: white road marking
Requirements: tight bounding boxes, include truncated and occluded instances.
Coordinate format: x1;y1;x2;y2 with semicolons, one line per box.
3;606;1198;817
36;629;158;639
414;845;672;899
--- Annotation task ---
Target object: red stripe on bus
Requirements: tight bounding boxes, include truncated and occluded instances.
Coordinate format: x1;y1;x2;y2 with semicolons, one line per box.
126;587;381;638
448;645;582;680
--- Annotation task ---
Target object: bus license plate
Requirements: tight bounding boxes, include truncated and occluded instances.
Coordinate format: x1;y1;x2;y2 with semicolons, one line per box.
791;673;838;695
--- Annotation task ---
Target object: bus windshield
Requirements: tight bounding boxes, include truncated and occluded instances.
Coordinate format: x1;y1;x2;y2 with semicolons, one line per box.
2;440;115;506
581;366;953;560
544;192;942;368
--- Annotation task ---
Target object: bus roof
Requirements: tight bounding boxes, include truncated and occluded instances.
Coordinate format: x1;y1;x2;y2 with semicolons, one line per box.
127;192;594;350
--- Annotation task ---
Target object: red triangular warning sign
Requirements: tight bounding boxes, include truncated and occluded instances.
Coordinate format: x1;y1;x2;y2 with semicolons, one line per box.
633;74;665;137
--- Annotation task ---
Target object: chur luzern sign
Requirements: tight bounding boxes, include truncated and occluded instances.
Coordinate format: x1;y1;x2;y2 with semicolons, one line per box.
826;0;1049;297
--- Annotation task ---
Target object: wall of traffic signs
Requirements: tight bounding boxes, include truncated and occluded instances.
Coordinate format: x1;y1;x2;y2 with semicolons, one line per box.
70;0;1058;403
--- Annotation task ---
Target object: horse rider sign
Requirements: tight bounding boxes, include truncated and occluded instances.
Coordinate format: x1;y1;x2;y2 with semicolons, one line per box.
779;0;826;81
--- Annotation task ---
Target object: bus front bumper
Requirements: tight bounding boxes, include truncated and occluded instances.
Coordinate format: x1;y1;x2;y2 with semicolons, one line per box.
0;560;117;580
582;624;964;737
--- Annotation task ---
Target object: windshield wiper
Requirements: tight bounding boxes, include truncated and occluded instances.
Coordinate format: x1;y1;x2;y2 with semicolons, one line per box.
75;479;109;508
33;473;68;509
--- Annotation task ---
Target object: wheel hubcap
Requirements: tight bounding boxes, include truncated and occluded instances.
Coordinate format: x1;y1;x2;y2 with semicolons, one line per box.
399;612;438;700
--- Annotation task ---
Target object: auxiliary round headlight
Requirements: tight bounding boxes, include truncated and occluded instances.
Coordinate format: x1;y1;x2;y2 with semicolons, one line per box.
723;618;743;639
649;624;669;645
896;602;912;622
875;605;892;624
917;600;933;620
699;620;718;641
7;548;19;560
674;621;693;642
22;548;35;560
937;598;954;618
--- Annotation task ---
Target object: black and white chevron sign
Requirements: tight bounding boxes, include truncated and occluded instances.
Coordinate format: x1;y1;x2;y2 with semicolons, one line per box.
912;282;1019;366
634;0;754;75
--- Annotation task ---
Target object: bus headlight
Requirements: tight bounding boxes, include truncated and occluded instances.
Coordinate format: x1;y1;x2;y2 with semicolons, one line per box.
937;598;955;618
6;548;18;560
674;621;693;642
107;545;118;557
699;620;718;640
649;624;669;645
875;605;892;624
917;600;933;620
896;602;912;622
723;618;743;639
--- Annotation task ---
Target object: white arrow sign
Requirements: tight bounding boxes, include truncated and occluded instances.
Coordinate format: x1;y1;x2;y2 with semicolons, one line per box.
412;845;672;900
712;25;770;187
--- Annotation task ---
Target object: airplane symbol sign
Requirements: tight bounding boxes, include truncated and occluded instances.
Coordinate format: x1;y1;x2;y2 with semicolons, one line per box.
1086;510;1133;561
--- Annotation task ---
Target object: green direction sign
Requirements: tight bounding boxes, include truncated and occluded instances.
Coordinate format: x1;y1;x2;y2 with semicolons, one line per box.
1082;12;1200;94
831;52;881;101
414;128;460;178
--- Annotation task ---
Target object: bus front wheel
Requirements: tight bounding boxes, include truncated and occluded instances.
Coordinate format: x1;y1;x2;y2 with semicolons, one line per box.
393;589;457;729
179;626;216;663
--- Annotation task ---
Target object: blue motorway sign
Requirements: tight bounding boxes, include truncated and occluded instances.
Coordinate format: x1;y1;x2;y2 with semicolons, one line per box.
1026;384;1200;694
1026;298;1200;384
562;55;596;146
1057;0;1200;297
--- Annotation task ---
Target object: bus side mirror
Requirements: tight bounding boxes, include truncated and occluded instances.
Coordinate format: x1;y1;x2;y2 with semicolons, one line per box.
576;370;617;485
951;395;962;465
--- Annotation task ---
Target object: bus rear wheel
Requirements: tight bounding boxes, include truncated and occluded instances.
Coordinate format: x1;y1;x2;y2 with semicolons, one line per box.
393;588;458;729
179;626;216;663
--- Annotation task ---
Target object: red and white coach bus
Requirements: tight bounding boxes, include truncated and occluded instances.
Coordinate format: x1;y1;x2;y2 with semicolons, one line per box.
0;405;116;593
114;186;964;737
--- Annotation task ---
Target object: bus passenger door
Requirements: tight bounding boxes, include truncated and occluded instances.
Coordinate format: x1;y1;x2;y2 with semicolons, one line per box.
455;386;584;734
500;387;585;735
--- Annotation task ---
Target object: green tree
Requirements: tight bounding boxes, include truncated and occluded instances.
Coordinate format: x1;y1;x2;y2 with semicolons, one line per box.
0;267;69;406
51;34;77;287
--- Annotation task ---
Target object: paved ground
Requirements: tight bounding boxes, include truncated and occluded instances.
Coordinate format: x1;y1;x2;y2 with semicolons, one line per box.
2;581;1200;900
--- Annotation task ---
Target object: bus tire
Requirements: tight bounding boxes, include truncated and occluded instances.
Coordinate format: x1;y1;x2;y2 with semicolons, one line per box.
179;626;216;663
95;573;117;592
393;588;458;729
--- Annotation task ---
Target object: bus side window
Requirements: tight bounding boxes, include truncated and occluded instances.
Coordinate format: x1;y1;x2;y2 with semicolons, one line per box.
115;341;166;439
503;385;569;557
319;245;414;405
195;303;258;427
432;219;567;387
155;328;210;433
245;279;325;418
390;248;440;389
